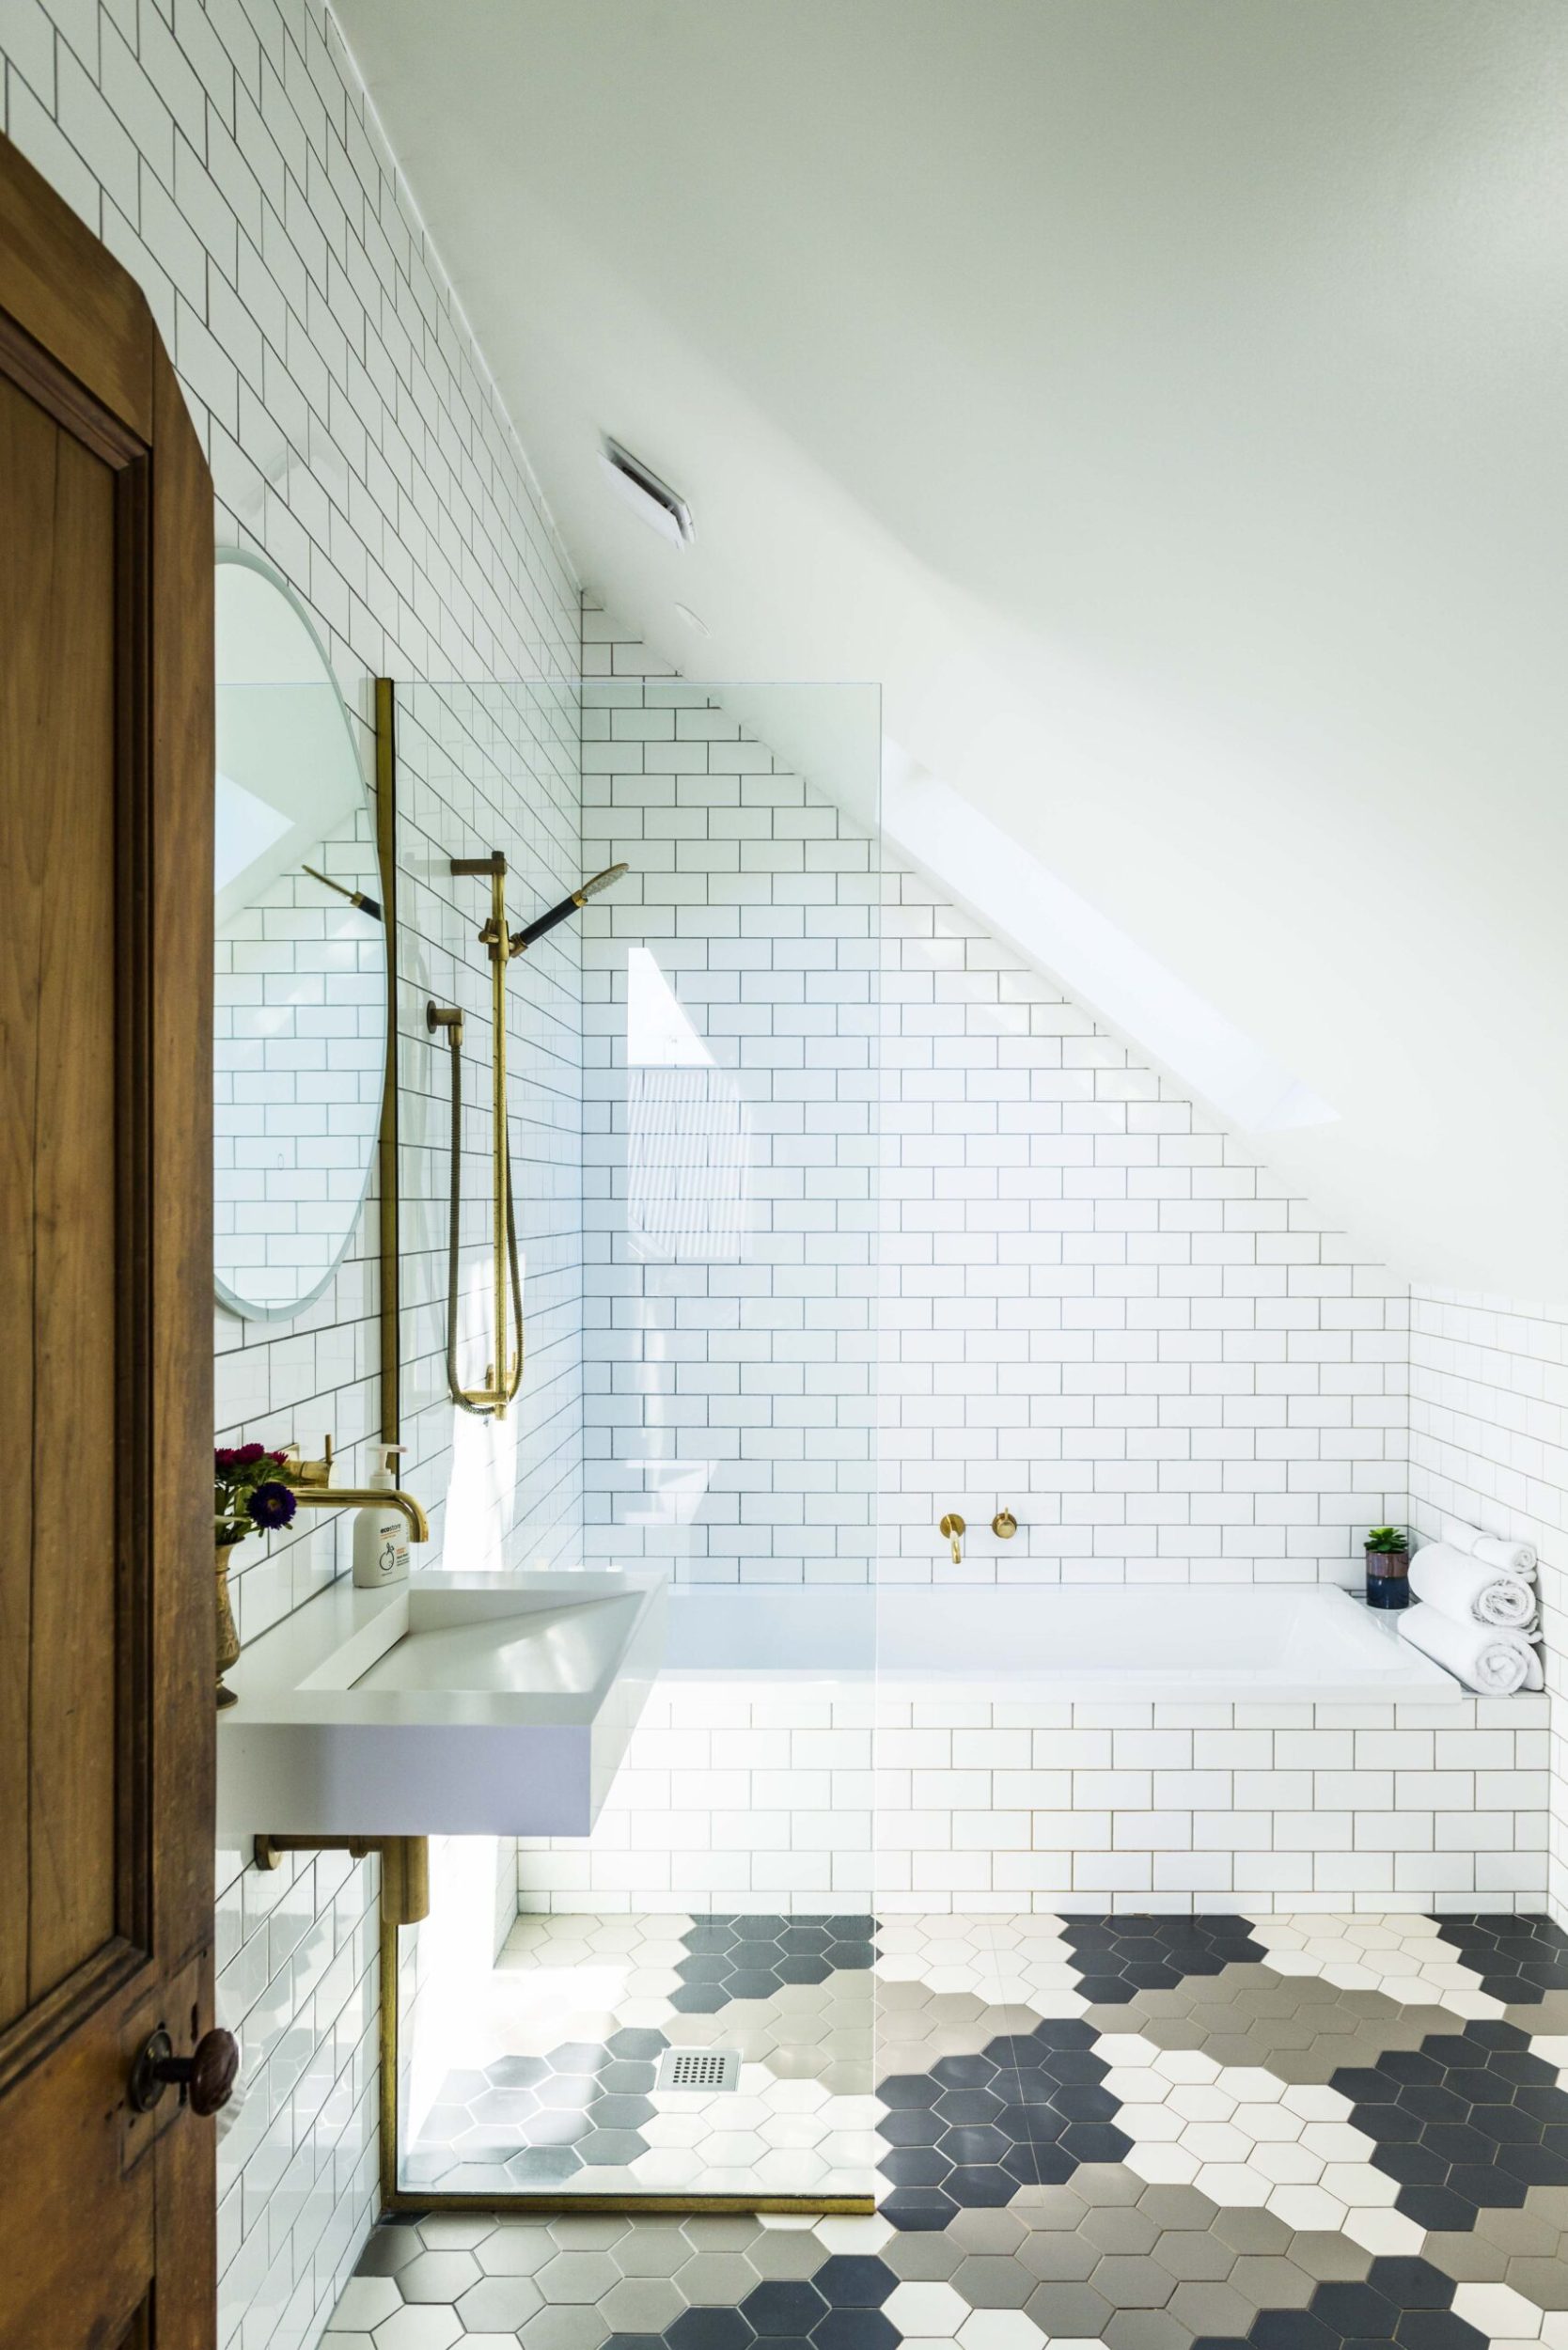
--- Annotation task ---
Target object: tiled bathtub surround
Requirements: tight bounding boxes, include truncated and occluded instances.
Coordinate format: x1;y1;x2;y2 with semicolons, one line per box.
0;2;583;2342
328;1908;1568;2350
519;1689;1549;1917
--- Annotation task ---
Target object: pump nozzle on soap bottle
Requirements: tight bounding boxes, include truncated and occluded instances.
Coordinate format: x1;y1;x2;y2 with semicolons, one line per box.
353;1447;412;1589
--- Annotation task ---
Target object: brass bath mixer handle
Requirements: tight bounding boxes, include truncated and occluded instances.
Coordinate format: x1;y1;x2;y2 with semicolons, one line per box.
940;1512;965;1564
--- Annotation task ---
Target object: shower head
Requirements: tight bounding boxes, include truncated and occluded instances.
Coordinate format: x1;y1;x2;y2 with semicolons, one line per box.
510;862;631;954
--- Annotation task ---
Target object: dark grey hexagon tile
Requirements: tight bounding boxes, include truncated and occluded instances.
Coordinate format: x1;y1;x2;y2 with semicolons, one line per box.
669;1915;881;2014
1060;1915;1267;2004
1435;1914;1568;2004
877;2015;1131;2230
1333;2014;1568;2232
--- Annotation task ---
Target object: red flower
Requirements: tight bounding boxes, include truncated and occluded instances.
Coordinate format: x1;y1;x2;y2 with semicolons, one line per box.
234;1442;267;1466
214;1447;239;1471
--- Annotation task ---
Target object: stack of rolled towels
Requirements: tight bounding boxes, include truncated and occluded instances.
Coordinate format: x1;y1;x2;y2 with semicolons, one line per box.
1398;1517;1544;1694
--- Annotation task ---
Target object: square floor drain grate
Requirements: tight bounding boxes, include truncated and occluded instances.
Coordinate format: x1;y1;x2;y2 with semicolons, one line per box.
655;2048;740;2092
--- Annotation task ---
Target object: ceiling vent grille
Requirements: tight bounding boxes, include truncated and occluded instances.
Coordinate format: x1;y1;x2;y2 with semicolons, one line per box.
600;437;694;547
654;2047;739;2092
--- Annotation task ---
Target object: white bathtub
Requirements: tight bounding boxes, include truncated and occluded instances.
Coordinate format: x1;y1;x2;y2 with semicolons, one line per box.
518;1579;1551;1917
661;1582;1464;1706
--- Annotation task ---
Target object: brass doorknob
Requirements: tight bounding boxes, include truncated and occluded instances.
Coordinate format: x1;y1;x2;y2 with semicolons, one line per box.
130;2025;240;2118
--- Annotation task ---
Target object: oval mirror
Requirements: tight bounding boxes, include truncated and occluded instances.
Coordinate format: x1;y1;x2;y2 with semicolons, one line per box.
213;550;387;1320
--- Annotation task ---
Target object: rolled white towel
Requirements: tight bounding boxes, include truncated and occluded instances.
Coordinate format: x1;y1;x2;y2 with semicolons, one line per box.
1400;1602;1544;1694
1473;1534;1538;1576
1409;1543;1538;1631
1441;1515;1537;1576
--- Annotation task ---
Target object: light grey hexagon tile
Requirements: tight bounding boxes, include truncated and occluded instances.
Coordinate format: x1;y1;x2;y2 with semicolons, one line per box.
368;2307;464;2350
328;2277;402;2330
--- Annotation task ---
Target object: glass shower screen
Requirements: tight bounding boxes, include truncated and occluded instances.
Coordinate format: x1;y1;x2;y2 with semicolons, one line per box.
386;665;882;2210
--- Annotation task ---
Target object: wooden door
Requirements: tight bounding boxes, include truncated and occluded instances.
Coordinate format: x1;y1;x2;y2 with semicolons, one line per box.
0;132;217;2349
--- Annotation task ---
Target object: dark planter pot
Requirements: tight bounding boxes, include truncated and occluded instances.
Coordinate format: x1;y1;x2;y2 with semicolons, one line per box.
1365;1545;1411;1609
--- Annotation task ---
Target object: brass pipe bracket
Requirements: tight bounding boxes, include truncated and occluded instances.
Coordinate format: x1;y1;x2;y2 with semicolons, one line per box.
253;1834;431;1925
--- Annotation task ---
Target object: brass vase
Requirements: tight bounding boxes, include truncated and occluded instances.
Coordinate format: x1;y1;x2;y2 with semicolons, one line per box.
214;1539;243;1709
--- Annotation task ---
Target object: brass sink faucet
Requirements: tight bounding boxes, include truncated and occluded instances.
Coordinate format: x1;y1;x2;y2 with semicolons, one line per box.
285;1436;431;1544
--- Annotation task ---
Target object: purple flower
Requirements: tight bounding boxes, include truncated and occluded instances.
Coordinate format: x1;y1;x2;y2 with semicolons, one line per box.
247;1480;298;1532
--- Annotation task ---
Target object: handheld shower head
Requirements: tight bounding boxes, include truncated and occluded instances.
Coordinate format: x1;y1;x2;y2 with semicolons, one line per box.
510;862;631;954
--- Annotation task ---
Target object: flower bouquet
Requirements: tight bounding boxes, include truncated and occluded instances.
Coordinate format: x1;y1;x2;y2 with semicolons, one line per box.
212;1443;301;1709
215;1443;300;1546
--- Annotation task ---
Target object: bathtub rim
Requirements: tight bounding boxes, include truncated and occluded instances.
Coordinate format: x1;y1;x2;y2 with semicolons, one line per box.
652;1580;1469;1705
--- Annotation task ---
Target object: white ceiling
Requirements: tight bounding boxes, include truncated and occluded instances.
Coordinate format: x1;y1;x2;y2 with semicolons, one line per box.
337;0;1568;1303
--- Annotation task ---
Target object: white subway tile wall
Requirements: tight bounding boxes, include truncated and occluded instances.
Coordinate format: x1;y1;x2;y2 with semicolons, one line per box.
1409;1288;1568;1924
883;871;1409;1585
517;1684;1549;1915
0;7;582;2344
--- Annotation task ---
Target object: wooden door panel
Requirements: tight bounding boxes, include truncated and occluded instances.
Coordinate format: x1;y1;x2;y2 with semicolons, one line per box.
1;1991;155;2349
0;132;214;2350
0;370;122;2018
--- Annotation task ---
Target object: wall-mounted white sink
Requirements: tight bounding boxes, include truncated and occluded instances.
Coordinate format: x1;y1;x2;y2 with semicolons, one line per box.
216;1571;666;1837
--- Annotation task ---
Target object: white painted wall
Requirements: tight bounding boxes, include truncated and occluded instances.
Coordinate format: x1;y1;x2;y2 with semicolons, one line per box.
336;0;1568;1308
0;7;580;2344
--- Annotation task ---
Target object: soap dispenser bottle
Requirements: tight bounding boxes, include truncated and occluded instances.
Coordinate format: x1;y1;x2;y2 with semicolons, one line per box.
353;1447;411;1589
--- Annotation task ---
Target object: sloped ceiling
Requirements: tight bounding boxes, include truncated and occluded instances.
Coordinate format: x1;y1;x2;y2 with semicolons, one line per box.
337;0;1568;1304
